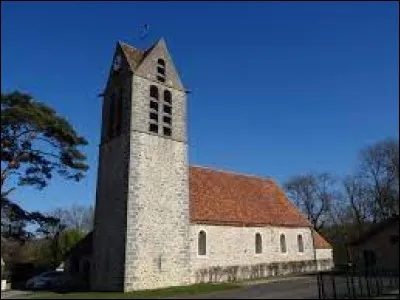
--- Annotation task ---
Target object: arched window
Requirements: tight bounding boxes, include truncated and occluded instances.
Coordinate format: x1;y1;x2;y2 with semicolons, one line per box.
297;235;304;253
280;234;287;253
158;58;165;66
164;90;172;104
198;231;206;256
255;233;262;254
150;85;158;99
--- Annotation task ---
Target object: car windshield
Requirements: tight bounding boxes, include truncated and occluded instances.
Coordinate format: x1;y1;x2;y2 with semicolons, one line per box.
40;271;63;278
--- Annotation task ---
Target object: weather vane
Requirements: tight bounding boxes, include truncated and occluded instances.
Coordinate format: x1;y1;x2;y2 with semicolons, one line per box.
140;24;150;41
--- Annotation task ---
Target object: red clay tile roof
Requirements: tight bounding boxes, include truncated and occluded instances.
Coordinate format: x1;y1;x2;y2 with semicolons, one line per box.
312;230;333;249
189;166;312;228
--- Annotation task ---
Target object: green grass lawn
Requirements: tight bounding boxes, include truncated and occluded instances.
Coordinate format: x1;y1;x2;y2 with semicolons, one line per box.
28;283;240;299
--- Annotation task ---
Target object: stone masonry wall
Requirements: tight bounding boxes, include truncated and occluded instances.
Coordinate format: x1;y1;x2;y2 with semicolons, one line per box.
190;224;333;283
130;73;186;143
90;58;132;291
91;134;130;291
124;132;190;291
316;249;333;261
123;74;190;291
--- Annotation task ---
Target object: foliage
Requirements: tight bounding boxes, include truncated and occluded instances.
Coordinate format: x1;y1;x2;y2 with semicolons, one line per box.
1;90;89;271
1;91;88;198
1;228;85;273
1;199;32;240
1;199;63;241
33;229;85;269
58;229;86;260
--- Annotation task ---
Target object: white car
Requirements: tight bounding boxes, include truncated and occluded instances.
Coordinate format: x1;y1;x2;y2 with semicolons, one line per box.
25;271;64;290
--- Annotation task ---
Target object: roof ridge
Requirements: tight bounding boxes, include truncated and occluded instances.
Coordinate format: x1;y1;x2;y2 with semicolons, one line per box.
118;40;145;53
190;164;275;182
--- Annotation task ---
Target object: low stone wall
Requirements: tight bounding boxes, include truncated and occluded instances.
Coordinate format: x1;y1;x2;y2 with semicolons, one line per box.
193;259;334;283
317;258;334;271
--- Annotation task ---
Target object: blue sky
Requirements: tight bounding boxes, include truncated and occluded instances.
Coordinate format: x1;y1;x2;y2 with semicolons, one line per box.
1;1;399;214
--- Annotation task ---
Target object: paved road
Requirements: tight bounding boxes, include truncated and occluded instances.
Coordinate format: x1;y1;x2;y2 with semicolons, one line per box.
180;276;398;299
2;276;397;299
176;276;320;299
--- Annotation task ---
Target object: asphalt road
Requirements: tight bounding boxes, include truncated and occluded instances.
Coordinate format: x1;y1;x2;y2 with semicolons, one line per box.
182;276;398;299
2;275;397;299
183;276;321;299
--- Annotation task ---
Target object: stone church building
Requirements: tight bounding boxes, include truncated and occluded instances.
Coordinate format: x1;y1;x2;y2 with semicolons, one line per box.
65;38;333;292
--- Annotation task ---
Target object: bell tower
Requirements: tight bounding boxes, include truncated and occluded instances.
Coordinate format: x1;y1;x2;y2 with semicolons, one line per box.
91;38;190;291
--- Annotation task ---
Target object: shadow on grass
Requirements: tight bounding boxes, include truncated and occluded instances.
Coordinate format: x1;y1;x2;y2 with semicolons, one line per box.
28;283;240;299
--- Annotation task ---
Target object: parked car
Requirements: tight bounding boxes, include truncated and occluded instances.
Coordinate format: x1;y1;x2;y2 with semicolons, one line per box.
25;271;64;290
52;273;87;292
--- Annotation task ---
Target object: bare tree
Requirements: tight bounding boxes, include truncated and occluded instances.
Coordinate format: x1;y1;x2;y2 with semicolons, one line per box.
50;204;93;233
357;138;399;222
341;175;371;231
284;172;336;231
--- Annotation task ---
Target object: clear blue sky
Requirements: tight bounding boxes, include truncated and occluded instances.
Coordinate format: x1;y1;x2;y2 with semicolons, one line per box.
1;1;398;214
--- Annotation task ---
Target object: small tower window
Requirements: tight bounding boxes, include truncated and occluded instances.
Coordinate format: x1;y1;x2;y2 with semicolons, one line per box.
107;90;123;139
150;101;158;111
158;58;165;66
297;235;304;253
255;233;262;254
280;234;287;253
150;85;158;99
149;123;158;133
163;127;171;136
198;231;206;256
157;58;166;83
115;88;123;136
150;112;158;122
164;90;172;104
157;67;165;76
149;85;159;134
161;90;172;137
163;116;171;125
108;95;115;139
163;105;172;114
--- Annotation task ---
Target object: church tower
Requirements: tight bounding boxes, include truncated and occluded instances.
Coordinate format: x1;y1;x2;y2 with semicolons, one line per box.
91;38;190;291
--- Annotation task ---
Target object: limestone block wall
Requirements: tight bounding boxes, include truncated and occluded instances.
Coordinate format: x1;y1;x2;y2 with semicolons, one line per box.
122;73;189;291
316;249;334;271
123;134;190;291
90;65;132;291
189;224;333;283
91;135;130;291
316;249;333;260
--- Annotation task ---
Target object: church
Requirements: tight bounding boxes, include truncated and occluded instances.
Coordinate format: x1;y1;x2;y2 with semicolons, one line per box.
65;38;333;292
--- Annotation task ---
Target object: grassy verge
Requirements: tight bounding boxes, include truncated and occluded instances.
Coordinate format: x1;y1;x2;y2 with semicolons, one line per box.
28;283;240;299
